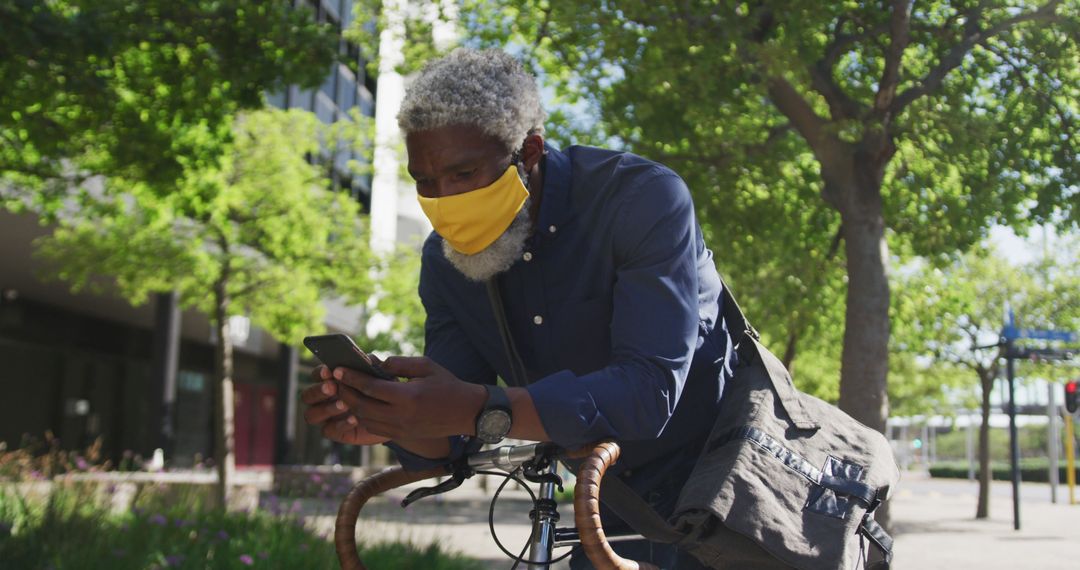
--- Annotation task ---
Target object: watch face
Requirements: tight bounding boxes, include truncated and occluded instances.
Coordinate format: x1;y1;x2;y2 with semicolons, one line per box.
479;409;512;443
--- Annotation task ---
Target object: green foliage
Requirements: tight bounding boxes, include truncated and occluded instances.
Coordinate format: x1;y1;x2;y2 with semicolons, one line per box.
0;483;482;570
347;0;454;78
893;243;1080;392
929;461;1080;484
0;0;340;212
443;0;1080;416
930;421;1079;463
33;108;376;345
362;246;428;356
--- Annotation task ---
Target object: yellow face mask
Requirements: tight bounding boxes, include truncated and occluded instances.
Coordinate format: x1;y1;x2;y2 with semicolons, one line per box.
417;165;530;255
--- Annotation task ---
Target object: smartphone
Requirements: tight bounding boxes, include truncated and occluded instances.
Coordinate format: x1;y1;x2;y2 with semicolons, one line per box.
302;334;396;381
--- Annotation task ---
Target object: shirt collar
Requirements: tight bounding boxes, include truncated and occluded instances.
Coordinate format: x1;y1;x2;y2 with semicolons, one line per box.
535;143;574;231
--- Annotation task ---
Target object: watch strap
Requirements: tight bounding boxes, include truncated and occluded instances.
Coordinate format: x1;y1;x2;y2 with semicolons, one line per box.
482;383;511;412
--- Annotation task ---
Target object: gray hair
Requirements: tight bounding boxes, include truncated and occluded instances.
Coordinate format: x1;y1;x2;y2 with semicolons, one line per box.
398;48;546;153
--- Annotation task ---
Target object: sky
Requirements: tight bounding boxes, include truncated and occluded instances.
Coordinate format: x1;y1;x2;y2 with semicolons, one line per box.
988;223;1061;265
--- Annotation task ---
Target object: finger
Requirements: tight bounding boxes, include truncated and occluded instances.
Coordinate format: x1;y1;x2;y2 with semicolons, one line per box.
308;364;331;383
300;381;336;405
333;367;402;403
302;399;350;425
336;384;399;423
381;356;438;378
355;417;402;440
323;417;396;443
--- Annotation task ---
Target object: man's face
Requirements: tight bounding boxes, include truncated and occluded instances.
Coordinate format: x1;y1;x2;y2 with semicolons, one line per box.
406;124;512;198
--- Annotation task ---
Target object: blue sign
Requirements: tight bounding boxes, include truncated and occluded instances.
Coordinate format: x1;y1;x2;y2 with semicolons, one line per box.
1002;327;1077;343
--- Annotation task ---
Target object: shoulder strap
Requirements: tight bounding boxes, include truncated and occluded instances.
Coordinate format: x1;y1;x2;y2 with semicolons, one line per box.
485;277;528;388
720;279;819;431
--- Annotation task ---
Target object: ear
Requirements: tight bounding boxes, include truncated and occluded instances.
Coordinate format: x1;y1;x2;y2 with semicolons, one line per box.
519;133;545;171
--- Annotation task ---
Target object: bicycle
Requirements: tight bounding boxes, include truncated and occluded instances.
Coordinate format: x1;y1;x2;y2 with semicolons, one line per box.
334;440;656;570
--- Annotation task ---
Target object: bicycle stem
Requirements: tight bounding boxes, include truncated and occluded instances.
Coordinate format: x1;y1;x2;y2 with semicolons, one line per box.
526;461;559;569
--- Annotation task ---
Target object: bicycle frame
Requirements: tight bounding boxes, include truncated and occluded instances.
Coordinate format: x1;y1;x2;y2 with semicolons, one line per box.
335;441;652;570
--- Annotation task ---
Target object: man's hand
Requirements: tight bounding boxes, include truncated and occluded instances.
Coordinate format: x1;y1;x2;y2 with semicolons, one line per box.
332;356;487;441
301;365;391;446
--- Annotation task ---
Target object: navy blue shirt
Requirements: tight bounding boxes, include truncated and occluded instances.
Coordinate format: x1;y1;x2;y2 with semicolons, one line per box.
390;144;733;472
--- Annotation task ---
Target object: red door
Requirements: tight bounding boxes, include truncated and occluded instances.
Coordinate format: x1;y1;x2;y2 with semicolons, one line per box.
233;383;277;467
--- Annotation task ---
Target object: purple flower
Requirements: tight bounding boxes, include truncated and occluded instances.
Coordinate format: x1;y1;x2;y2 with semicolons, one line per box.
216;530;230;541
149;514;168;526
290;500;302;514
310;473;322;484
75;456;89;470
174;518;191;528
106;484;117;495
165;554;185;567
239;554;254;565
29;470;43;480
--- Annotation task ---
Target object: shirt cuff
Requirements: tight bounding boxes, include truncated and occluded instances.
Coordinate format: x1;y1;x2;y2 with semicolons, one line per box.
525;369;617;448
384;436;475;471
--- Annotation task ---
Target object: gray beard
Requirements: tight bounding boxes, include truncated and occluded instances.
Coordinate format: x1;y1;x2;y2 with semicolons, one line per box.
442;201;533;282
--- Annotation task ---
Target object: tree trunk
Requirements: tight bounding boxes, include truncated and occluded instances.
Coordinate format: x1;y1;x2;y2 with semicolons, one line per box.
837;204;890;434
212;279;236;510
834;168;892;528
976;373;994;519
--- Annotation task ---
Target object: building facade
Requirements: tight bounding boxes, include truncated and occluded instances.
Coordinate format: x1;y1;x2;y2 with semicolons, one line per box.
0;0;383;470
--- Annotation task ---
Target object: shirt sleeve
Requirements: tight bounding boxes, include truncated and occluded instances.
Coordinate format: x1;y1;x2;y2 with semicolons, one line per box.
386;236;497;471
525;172;701;448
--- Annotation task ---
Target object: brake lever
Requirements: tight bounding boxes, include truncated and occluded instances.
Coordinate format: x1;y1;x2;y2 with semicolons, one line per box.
522;456;564;492
401;468;470;507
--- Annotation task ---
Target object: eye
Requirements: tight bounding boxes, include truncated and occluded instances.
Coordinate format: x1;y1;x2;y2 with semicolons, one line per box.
453;168;477;181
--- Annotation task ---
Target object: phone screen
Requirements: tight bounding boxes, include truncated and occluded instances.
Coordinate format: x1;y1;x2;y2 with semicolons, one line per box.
302;334;396;380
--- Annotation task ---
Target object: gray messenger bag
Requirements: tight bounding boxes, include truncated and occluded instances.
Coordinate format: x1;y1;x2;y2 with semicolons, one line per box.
486;277;899;569
599;283;899;570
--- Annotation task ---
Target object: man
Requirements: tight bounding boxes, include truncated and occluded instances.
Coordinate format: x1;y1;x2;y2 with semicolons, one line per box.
302;48;734;568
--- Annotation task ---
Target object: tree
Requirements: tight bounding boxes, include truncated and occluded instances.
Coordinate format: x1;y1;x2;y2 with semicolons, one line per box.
361;246;428;357
446;0;1080;440
0;0;338;212
34;109;376;507
894;244;1080;518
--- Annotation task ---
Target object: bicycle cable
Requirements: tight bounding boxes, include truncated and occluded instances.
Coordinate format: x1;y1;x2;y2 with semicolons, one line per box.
477;468;575;568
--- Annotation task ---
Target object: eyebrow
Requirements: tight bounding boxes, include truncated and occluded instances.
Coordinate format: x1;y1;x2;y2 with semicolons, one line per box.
408;151;494;180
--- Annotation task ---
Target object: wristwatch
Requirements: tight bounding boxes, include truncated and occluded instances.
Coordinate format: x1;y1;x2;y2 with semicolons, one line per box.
475;384;513;444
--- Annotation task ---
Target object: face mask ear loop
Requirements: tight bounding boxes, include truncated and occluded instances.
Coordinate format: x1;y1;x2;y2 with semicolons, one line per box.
510;149;531;190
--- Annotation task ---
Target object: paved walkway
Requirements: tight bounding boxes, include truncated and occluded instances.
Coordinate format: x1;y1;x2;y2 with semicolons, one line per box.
890;471;1079;570
305;471;1080;569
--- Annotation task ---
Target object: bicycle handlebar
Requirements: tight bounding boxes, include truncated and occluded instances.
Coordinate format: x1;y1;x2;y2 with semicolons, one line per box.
334;441;658;570
566;442;659;570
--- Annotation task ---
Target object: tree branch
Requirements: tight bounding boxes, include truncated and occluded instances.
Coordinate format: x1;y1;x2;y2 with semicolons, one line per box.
891;0;1064;114
874;0;913;114
766;77;849;172
812;17;885;121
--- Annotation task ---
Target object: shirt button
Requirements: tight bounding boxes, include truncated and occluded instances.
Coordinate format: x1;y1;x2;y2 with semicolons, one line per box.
533;315;544;325
523;252;533;262
548;225;557;234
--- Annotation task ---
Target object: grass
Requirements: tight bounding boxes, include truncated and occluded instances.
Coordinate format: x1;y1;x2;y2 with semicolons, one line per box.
0;483;484;570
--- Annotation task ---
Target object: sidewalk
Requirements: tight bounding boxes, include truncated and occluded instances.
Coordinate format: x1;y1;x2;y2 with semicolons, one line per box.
310;471;1080;569
890;471;1079;570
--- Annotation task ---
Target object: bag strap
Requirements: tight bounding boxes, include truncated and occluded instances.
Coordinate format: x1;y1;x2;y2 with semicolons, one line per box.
485;278;528;388
720;281;819;431
600;475;685;544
